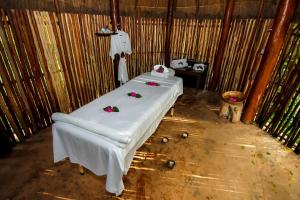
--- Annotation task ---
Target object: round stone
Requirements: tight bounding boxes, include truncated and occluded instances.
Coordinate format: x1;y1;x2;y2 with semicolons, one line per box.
161;137;169;143
181;132;189;139
167;160;176;169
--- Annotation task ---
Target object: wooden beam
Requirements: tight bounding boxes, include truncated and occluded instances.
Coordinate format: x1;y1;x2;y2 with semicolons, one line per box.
164;0;177;67
208;0;234;91
241;0;299;124
110;0;121;32
110;0;121;87
240;0;265;94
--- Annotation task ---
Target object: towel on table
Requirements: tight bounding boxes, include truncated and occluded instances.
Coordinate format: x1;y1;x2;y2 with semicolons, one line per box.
151;64;175;78
153;64;169;73
52;113;131;148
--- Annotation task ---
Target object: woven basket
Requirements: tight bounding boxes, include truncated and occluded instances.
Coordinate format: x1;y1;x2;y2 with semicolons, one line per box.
221;91;245;105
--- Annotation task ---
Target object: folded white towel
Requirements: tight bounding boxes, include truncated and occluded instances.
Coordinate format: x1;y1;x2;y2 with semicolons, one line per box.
170;59;188;69
52;113;131;147
151;68;175;78
153;64;169;73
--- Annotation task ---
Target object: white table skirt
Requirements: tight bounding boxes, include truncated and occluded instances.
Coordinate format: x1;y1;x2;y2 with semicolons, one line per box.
52;73;183;195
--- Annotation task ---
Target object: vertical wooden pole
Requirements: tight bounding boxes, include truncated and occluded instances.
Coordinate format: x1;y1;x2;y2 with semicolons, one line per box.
208;0;234;91
240;0;264;93
110;0;121;87
241;0;299;124
195;0;200;19
110;0;121;31
164;0;177;67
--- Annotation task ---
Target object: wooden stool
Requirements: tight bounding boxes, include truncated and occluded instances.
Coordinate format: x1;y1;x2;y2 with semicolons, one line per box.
219;91;245;123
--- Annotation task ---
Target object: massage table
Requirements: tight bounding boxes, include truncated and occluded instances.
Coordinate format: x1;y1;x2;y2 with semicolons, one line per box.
52;72;183;195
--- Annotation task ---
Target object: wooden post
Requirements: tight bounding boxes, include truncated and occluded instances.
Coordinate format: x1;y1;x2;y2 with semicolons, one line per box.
164;0;177;67
110;0;121;87
208;0;235;91
240;0;265;93
241;0;299;124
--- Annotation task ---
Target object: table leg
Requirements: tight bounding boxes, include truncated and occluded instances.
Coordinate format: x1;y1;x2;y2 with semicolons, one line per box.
78;164;85;175
195;76;201;94
171;106;175;117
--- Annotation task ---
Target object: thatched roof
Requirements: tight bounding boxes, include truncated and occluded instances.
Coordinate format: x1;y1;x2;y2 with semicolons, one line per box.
0;0;299;20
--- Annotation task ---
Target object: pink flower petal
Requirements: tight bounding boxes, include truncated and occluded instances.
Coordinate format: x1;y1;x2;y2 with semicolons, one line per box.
131;92;137;97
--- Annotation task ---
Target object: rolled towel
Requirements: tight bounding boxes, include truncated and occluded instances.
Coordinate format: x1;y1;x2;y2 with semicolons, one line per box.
151;68;175;78
153;64;169;73
52;113;131;146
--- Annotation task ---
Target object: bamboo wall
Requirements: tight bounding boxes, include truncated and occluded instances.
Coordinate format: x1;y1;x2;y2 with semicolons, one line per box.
123;17;166;78
169;18;273;90
0;10;115;146
256;24;300;153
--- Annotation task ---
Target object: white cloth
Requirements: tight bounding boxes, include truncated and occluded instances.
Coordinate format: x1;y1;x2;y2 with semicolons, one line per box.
118;57;129;83
170;58;188;69
109;30;132;60
151;68;175;78
52;73;183;195
52;113;130;147
153;64;169;73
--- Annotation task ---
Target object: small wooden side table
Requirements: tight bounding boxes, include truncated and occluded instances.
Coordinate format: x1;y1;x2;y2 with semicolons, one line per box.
173;67;208;93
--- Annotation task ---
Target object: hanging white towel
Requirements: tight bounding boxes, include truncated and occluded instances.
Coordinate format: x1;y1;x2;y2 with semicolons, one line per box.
118;57;129;84
110;30;132;59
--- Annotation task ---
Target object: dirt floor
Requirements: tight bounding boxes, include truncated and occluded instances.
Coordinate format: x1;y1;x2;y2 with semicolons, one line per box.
0;88;299;200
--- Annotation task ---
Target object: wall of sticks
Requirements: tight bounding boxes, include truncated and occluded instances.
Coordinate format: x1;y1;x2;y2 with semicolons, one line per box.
169;18;273;91
256;24;300;153
0;9;298;155
0;10;116;149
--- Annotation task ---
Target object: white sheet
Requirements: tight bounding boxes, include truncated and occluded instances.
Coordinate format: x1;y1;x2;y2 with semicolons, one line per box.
151;68;175;78
52;73;183;195
52;113;130;147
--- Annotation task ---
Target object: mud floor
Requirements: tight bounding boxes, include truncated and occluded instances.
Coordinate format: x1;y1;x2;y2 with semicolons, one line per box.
0;89;299;200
